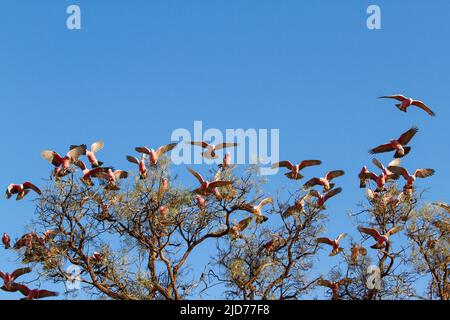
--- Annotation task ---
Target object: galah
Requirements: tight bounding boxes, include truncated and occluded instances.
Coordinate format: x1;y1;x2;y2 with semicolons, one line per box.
95;168;129;190
359;159;401;192
239;198;273;224
316;233;347;256
158;206;169;217
135;143;178;166
2;233;11;249
387;165;435;190
229;217;253;239
218;152;232;169
303;170;345;192
282;194;312;219
317;278;351;300
358;226;403;249
15;284;59;300
14;232;45;252
432;202;450;214
379;95;435;116
41;145;87;177
126;154;148;179
188;141;239;159
74;160;111;186
71;141;104;168
187;168;232;196
158;177;168;198
369;127;418;158
350;244;367;264
259;235;286;254
195;195;206;210
6;182;41;201
272;160;322;180
91;252;103;263
358;166;371;188
309;187;342;208
0;267;32;292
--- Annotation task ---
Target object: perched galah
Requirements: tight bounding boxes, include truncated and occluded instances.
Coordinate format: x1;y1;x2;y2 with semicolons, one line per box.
350;244;367;264
303;170;345;192
317;278;352;300
432;202;450;214
158;206;169;217
369;127;418;158
282;194;312;219
6;182;41;201
126;154;148;179
91;252;103;264
229;217;253;239
379;95;435;116
187;141;239;159
272;160;322;180
95;168;129;190
158;177;168;198
0;267;32;292
14;233;38;250
15;284;59;300
135;143;178;166
2;233;11;249
387;165;435;191
358;226;403;249
309;188;342;208
316;233;347;256
218;152;232;169
195;195;206;210
187;168;232;196
259;235;286;255
71;141;104;168
239;198;273;224
41;145;87;177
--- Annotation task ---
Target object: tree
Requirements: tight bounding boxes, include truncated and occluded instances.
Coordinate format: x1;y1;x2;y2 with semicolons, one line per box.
1;153;448;300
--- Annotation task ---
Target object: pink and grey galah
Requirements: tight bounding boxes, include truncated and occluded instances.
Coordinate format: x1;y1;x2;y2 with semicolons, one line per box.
358;226;403;249
272;159;322;180
387;165;435;191
316;233;347;256
369;126;419;158
303;170;345;192
126;154;148;179
71;141;104;168
379;94;435;116
187;141;239;159
0;267;32;292
358;159;401;192
135;143;178;166
15;284;59;300
239;198;273;224
317;278;351;300
187;168;232;196
6;182;41;201
41;145;87;177
309;187;342;208
2;233;11;249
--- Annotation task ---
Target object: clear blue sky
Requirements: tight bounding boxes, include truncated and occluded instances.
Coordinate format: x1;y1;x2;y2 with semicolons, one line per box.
1;0;449;300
